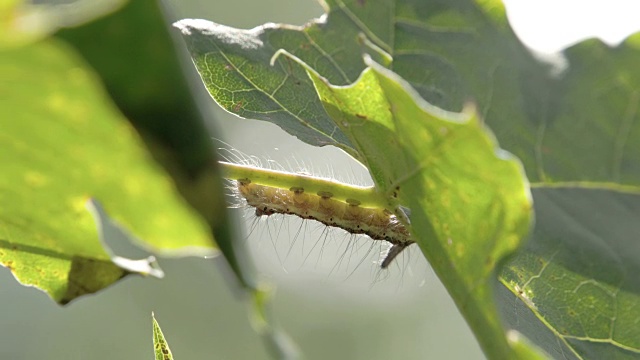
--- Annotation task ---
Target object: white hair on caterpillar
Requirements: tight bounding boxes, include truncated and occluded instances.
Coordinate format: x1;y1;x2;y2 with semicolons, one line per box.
214;141;428;285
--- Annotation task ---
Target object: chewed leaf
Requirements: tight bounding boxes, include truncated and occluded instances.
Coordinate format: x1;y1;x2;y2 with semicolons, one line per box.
174;18;358;158
175;0;640;184
0;39;212;303
175;0;640;357
0;0;125;48
153;313;174;360
173;1;535;169
300;55;534;358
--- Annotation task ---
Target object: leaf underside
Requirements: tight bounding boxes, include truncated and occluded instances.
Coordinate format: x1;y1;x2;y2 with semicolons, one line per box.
176;0;640;358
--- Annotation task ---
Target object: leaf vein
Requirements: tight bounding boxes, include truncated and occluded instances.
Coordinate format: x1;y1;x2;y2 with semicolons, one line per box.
612;90;639;181
302;32;351;83
334;0;391;53
207;46;342;143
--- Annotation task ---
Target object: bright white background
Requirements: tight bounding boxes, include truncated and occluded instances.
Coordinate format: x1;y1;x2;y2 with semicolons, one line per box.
504;0;640;53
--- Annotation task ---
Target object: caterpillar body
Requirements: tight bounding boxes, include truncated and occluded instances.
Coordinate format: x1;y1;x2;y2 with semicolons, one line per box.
227;163;414;268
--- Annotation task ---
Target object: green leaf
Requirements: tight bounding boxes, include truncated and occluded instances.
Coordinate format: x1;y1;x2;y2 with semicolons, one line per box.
389;4;640;358
506;35;640;185
0;0;125;48
499;187;640;358
152;313;174;360
0;38;212;304
174;1;640;184
172;18;360;159
495;35;640;359
174;1;538;357
175;0;640;358
56;0;253;290
56;0;213;176
172;1;531;160
174;1;537;357
302;56;534;359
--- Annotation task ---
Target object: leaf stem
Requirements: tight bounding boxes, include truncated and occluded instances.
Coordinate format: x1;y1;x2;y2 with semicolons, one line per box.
218;161;388;209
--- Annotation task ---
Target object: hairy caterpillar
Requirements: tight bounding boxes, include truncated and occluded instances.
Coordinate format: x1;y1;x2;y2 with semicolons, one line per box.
222;161;414;268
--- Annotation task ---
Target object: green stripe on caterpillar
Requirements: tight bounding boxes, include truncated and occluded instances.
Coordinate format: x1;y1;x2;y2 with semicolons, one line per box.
220;161;414;268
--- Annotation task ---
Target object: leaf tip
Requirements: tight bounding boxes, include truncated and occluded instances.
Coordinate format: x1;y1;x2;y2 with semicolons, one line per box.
172;18;195;34
153;312;174;359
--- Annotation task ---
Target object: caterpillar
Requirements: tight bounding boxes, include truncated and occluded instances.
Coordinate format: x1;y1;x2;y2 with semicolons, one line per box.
221;161;414;268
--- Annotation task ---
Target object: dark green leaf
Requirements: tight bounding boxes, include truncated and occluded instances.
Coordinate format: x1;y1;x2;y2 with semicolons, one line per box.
525;36;640;184
499;187;640;358
496;33;640;360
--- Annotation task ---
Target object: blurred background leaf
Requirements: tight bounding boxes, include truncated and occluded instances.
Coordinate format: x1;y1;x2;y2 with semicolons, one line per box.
2;0;294;358
55;0;246;282
0;0;125;47
0;38;211;303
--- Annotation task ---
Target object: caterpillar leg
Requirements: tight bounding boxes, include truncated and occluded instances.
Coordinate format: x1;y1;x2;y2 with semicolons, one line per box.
380;242;412;269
